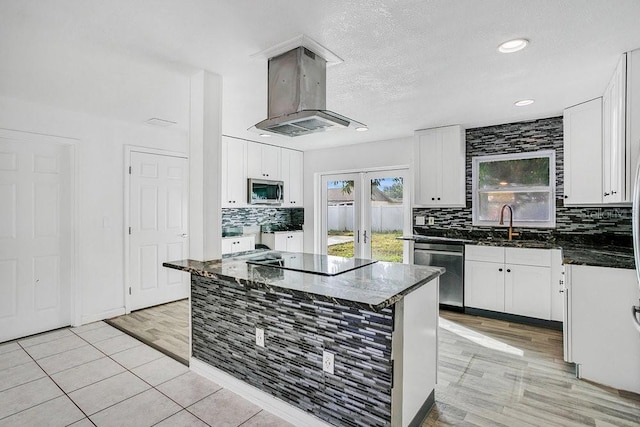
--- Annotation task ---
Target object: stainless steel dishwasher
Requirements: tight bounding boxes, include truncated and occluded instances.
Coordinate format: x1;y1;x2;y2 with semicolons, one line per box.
414;242;464;310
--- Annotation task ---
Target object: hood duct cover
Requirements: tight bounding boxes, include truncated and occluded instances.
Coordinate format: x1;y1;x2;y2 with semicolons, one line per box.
253;47;363;137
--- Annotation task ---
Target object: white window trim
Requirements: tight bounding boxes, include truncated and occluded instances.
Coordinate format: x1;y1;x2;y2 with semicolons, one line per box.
472;150;556;228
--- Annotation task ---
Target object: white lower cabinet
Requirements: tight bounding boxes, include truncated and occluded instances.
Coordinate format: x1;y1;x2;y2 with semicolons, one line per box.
504;264;551;319
465;259;505;312
567;265;640;393
465;245;561;321
261;231;303;252
221;235;255;255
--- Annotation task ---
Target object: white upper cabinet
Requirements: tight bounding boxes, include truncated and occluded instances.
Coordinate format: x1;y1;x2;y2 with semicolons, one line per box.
222;139;302;208
627;49;640;200
564;50;640;205
563;98;603;205
281;149;303;206
247;141;281;180
414;125;466;207
602;54;627;203
221;137;247;207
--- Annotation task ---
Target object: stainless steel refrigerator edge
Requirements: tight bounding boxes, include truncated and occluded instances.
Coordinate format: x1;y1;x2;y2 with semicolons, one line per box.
631;155;640;334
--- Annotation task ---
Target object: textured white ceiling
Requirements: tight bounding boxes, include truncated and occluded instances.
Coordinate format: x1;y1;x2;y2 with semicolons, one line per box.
1;0;640;151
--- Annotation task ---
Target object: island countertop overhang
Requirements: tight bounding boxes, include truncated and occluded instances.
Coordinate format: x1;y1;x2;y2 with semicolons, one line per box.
163;251;444;310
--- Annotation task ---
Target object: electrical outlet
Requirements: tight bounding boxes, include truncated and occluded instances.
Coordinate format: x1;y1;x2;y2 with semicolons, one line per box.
415;216;426;226
322;351;334;375
255;327;264;347
428;216;435;225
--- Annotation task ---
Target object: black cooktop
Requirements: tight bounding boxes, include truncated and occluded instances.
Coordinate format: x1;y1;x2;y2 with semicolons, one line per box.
246;253;377;276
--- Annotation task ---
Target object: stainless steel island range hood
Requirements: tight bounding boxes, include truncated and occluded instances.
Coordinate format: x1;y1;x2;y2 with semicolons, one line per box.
252;46;366;137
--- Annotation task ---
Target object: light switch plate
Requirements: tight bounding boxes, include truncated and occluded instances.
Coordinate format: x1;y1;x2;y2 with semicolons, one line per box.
428;217;435;225
415;216;426;226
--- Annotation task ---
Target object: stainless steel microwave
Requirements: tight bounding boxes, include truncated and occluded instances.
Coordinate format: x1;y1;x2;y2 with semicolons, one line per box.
248;178;283;205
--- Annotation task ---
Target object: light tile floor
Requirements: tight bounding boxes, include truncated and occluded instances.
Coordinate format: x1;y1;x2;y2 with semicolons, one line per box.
0;322;293;427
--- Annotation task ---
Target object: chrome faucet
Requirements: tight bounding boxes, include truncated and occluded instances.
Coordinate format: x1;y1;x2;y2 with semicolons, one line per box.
499;204;519;241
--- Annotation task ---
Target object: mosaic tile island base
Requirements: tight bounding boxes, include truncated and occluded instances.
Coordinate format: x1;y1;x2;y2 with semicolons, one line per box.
164;251;444;427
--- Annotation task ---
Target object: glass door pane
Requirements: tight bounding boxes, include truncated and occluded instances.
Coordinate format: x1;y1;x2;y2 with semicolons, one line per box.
322;174;361;258
365;173;405;262
320;169;408;262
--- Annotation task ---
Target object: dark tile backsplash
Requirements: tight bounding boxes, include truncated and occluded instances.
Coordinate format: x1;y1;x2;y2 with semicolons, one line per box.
191;274;393;427
222;207;304;229
413;117;632;246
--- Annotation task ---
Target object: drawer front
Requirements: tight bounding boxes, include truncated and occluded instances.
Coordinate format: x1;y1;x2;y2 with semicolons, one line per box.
465;245;505;263
505;247;552;267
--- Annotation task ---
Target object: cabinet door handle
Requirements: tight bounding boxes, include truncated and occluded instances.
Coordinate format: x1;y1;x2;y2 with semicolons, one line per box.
506;269;511;273
431;197;435;201
604;192;610;196
437;197;441;201
499;268;503;272
564;195;568;199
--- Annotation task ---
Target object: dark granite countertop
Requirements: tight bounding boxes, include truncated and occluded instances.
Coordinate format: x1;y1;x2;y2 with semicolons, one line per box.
402;233;636;269
164;251;444;310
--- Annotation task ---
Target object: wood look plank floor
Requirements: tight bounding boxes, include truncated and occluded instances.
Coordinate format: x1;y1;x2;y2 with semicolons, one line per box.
427;311;640;426
106;299;189;365
108;302;640;426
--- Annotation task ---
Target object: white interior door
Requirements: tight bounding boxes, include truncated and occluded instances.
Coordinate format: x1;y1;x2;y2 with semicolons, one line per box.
321;169;409;262
0;134;72;342
129;151;189;311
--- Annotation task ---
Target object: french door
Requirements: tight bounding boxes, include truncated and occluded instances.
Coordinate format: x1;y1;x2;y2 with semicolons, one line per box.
320;169;409;262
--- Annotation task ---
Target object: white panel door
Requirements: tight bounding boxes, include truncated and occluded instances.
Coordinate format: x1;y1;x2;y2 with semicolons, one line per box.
129;152;188;311
0;136;72;342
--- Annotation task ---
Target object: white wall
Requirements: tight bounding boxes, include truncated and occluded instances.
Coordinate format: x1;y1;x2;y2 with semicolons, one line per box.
303;136;413;252
0;95;189;324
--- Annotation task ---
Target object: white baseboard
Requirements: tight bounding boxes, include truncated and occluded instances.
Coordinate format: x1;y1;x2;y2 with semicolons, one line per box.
190;358;332;427
79;307;126;326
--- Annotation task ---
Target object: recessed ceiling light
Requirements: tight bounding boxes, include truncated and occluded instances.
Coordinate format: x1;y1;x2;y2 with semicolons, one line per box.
514;99;535;107
498;38;529;53
259;133;271;138
355;126;369;132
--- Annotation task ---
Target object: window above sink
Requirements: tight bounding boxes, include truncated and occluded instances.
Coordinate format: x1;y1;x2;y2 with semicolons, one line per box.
472;150;556;228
